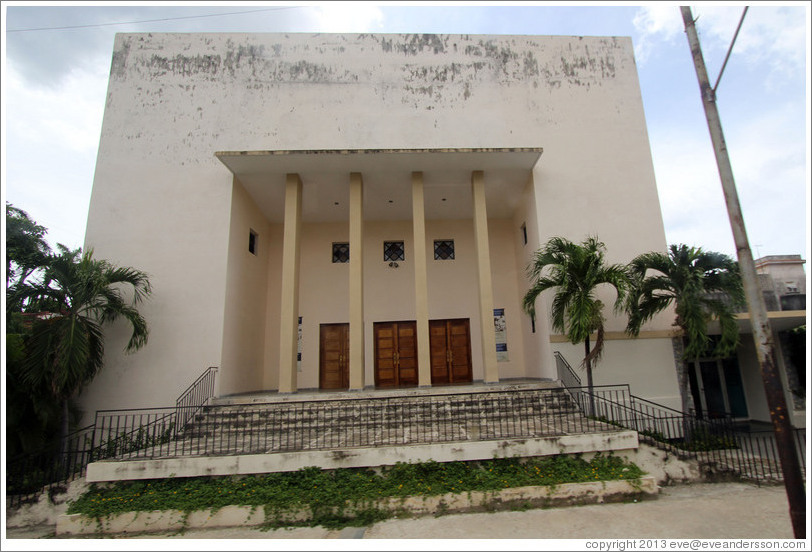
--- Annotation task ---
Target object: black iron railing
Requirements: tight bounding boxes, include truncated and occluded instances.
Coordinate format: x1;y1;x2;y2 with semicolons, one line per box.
175;366;218;434
556;353;807;484
7;366;218;508
6;425;96;507
83;387;628;460
554;351;582;389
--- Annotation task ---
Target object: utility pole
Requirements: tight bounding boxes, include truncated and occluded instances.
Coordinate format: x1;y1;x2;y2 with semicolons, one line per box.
680;6;806;539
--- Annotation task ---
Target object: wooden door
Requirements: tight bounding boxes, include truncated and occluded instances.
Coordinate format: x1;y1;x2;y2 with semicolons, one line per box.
429;318;472;385
374;321;418;388
319;323;349;389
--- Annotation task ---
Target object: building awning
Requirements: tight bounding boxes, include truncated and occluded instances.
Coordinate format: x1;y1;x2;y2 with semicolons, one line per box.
733;310;806;333
215;148;543;223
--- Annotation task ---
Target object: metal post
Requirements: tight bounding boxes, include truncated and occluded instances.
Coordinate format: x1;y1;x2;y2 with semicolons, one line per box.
680;6;806;539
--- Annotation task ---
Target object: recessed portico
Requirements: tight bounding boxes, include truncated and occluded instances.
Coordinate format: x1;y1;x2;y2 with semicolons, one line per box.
215;148;542;394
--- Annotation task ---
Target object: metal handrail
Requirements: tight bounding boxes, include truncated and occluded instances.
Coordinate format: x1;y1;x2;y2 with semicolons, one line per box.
82;387;625;460
554;351;582;387
556;351;806;483
7;366;218;507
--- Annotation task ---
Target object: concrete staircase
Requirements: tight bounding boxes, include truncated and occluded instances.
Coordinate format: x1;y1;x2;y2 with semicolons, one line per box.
176;382;608;456
85;382;638;482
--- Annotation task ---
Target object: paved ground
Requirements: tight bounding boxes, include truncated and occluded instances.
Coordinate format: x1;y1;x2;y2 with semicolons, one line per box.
4;482;799;541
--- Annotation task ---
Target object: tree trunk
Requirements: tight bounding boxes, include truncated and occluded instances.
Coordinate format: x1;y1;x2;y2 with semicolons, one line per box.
59;397;70;477
672;337;695;443
584;336;596;417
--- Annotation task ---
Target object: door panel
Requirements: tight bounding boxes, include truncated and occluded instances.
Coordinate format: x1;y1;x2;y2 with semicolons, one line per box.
429;318;472;385
374;321;418;388
449;319;472;382
429;321;451;384
722;358;748;418
319;323;349;389
397;322;418;386
699;360;726;418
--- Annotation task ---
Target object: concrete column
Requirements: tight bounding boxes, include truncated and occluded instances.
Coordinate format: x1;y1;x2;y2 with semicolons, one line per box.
348;172;365;390
472;170;499;383
411;172;432;387
278;173;303;393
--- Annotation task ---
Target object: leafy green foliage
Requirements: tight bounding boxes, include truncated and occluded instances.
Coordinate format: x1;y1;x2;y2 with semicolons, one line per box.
5;204;152;464
67;455;645;528
522;236;630;398
625;244;744;360
14;247;152;402
6;203;51;296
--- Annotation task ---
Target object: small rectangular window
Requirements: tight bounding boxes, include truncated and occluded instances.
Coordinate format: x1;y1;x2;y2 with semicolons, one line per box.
248;230;258;255
434;239;455;260
521;223;527;245
332;243;350;263
383;241;405;262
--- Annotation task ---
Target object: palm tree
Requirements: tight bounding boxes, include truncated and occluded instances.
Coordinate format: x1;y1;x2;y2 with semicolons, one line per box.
522;236;630;411
625;244;744;416
6;203;51;302
13;247;152;448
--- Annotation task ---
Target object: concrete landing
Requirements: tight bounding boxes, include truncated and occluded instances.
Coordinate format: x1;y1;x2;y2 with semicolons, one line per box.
213;379;560;406
86;430;638;482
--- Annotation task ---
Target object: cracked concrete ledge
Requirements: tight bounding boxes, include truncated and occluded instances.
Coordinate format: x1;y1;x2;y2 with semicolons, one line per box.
55;476;657;536
86;431;639;482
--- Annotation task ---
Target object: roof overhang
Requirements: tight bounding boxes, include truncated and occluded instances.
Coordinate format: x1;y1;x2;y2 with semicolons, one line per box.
730;310;807;333
215;148;543;223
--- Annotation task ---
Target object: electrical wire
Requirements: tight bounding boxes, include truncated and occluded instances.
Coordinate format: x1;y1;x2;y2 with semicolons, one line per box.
6;6;300;33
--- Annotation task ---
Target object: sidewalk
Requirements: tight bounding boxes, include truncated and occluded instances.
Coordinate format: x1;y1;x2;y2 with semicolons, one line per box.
4;482;798;541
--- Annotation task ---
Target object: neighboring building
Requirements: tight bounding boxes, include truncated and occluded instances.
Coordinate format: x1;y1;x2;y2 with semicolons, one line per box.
81;32;684;422
688;255;807;428
755;255;806;312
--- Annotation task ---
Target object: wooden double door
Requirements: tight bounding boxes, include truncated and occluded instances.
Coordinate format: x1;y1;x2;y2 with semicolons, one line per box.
373;321;419;388
320;318;472;390
429;318;473;385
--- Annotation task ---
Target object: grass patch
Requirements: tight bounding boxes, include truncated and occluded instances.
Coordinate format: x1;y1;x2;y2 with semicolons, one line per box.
67;454;644;529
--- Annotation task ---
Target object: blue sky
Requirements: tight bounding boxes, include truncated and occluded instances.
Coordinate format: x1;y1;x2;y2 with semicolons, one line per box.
2;2;810;263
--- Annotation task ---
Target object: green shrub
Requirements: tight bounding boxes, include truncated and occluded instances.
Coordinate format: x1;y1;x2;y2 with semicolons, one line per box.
67;454;644;528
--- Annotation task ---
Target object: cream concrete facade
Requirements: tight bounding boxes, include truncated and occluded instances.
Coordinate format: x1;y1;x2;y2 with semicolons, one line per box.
81;33;679;418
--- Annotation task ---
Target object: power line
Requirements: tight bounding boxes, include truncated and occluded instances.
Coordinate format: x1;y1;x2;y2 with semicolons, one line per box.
712;6;748;93
5;7;300;33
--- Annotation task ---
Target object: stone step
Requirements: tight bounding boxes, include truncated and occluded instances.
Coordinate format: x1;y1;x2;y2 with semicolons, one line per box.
193;402;580;422
211;380;563;407
97;386;605;461
187;397;581;430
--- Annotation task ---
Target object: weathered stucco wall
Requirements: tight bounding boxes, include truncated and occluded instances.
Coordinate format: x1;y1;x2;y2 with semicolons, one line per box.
83;32;675;413
552;338;682;410
219;178;273;396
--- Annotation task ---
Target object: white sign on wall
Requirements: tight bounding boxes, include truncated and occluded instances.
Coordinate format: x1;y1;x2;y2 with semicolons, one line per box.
494;308;508;362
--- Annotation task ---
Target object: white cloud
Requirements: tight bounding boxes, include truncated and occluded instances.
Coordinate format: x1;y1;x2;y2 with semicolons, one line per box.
306;4;385;33
632;5;684;64
4;62;108;250
634;5;807;79
649;127;737;255
692;5;806;73
649;97;808;258
5;63;107;154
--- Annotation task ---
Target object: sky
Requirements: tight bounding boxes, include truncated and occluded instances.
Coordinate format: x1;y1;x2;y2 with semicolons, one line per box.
2;1;810;264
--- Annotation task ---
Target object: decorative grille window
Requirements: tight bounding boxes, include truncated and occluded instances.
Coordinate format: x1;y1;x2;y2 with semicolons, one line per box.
332;243;350;263
434;240;455;260
383;241;405;262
